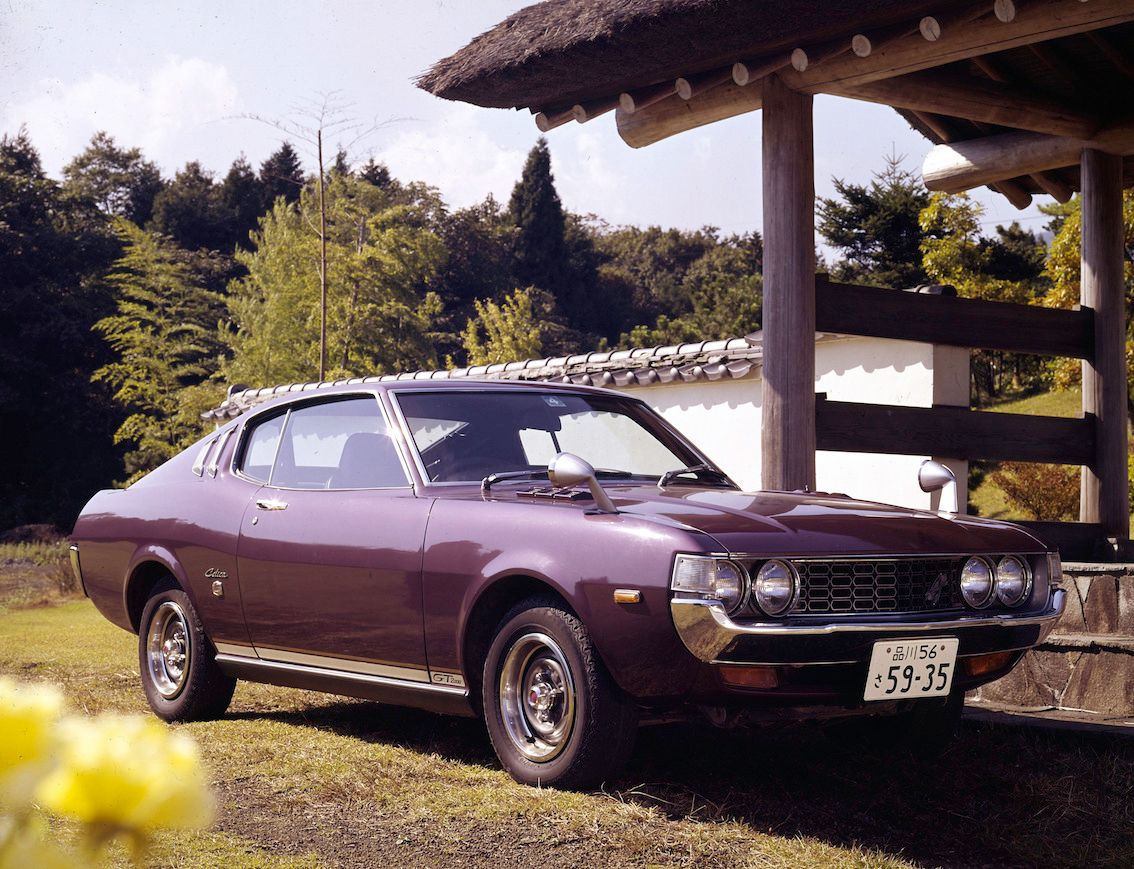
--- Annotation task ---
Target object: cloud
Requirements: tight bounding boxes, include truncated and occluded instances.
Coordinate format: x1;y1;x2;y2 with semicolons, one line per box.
374;103;528;209
3;56;239;174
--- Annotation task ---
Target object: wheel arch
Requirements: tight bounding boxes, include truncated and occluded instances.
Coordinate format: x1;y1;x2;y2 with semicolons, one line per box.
123;548;193;633
460;573;575;715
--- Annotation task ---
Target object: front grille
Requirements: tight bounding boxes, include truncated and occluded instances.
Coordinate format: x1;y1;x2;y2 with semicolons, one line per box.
789;558;965;615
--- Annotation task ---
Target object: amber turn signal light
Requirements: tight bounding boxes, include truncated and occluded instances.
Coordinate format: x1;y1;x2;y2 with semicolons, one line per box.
961;651;1014;678
718;664;779;689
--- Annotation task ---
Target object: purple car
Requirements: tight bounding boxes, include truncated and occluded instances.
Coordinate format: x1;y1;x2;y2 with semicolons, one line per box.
71;381;1065;787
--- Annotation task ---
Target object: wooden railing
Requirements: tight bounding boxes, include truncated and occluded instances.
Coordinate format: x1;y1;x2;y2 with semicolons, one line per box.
812;275;1114;561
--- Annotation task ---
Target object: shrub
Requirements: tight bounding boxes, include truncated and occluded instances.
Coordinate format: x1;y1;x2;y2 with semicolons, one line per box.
989;462;1079;521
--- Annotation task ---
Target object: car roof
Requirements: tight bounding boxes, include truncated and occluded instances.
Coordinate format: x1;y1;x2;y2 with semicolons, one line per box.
232;378;633;421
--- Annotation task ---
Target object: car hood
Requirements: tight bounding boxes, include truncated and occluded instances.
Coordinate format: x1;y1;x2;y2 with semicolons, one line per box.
605;485;1047;556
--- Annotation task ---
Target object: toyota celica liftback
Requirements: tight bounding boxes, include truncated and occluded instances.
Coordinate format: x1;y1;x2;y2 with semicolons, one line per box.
71;380;1065;787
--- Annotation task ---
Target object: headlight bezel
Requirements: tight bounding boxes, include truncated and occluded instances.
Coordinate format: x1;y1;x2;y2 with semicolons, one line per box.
670;554;749;614
994;555;1032;607
752;558;800;617
960;555;995;609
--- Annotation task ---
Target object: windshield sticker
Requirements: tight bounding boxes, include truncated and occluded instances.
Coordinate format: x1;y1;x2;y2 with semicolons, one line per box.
543;396;566;407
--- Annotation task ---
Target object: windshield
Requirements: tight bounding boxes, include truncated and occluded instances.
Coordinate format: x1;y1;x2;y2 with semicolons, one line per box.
395;390;719;485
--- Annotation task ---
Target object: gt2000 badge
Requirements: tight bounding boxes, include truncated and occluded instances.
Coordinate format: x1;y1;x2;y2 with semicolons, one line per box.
431;672;465;687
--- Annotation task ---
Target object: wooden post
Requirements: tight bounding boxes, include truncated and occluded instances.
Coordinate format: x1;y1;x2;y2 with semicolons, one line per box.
1080;148;1128;542
761;74;816;491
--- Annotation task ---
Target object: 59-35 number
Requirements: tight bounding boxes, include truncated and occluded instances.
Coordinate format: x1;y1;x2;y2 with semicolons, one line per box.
883;662;951;694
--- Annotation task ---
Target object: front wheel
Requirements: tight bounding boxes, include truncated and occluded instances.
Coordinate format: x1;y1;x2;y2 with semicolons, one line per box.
483;597;637;788
138;578;236;722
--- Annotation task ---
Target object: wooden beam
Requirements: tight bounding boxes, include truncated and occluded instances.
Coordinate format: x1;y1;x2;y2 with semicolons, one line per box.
612;0;1134;148
1031;170;1075;203
783;0;1134;94
675;67;733;101
1080;149;1129;539
816;400;1095;465
830;70;1099;138
815;279;1095;359
1088;31;1134;80
619;81;673;115
617;81;763;148
534;108;573;132
923;121;1134;192
911;110;1030;207
732;56;791;87
761;74;815;491
571;95;619;123
1014;521;1109;561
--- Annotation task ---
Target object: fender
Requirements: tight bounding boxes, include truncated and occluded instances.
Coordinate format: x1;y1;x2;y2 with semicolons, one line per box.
121;544;198;633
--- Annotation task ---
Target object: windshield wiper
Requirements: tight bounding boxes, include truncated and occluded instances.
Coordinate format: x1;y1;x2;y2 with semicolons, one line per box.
657;464;734;489
481;470;549;491
594;468;633;478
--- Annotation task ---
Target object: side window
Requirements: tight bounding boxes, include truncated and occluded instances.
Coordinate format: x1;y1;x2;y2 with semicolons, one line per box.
239;413;286;483
271;397;409;490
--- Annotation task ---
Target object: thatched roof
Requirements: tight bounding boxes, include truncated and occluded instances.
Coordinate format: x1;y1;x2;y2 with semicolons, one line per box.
418;0;945;111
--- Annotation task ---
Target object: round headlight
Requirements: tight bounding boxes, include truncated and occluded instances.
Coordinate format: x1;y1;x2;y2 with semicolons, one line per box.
960;556;994;608
995;555;1030;607
713;561;746;613
754;559;799;616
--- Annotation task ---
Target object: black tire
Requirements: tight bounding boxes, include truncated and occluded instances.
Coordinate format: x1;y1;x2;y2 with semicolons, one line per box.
482;596;638;789
138;577;236;722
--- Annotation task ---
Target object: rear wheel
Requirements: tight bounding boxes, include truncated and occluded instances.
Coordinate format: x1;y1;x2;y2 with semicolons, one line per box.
138;577;236;722
483;597;637;788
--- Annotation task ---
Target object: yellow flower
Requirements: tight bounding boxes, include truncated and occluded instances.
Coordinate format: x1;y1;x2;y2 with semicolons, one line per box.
0;816;79;869
36;714;213;833
0;677;64;809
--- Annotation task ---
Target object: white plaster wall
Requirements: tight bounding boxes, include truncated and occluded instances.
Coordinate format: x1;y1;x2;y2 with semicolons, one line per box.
619;336;969;511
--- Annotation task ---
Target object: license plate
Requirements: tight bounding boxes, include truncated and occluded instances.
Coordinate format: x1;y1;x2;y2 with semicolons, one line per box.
864;638;958;701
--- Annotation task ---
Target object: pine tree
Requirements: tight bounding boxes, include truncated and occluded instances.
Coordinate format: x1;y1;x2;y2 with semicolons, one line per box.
817;155;928;288
358;159;392;188
93;220;227;481
220;155;264;249
508;138;568;296
149;162;229;251
259;141;305;208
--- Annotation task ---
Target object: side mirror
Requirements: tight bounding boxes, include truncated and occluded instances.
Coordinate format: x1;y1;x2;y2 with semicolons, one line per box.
918;459;959;514
548;453;619;514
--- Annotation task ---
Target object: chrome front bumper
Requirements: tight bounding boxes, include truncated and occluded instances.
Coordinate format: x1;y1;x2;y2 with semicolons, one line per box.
671;588;1067;665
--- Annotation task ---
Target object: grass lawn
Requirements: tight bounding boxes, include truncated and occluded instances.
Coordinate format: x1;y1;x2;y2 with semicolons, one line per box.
971;387;1083;521
3;568;1133;868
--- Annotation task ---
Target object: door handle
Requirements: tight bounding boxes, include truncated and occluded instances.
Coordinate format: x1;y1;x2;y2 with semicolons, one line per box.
255;498;288;511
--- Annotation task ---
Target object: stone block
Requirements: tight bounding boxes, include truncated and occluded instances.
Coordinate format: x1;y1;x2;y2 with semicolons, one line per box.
1059;650;1134;717
1082;574;1120;635
1117;574;1134;635
977;650;1077;708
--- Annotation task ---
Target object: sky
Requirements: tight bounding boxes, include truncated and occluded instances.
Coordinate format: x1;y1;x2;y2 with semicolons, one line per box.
0;0;1051;249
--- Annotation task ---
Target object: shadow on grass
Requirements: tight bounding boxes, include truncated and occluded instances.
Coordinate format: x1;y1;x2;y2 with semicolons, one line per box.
227;699;1133;869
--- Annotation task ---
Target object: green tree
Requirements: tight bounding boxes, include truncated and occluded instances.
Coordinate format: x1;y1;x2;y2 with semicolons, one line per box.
817;155;928;288
0;130;122;528
149;162;230;252
462;287;543;365
1041;191;1134;413
224;174;445;386
62;131;164;226
258;141;305;209
93;221;227;481
920;192;1052;401
508;138;567;296
219;155;264;249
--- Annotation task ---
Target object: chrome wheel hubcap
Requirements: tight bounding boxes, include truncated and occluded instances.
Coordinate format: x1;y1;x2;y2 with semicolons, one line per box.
499;632;576;762
147;601;190;699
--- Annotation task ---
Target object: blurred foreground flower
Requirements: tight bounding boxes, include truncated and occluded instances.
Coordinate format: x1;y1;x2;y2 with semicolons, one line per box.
38;714;213;840
0;677;64;810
